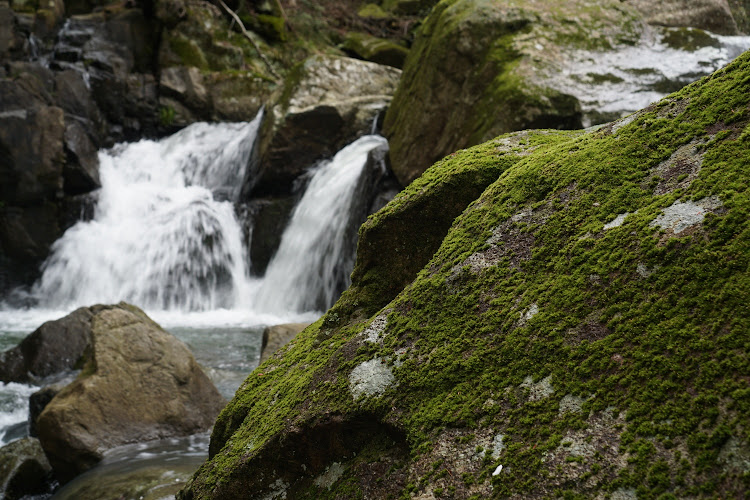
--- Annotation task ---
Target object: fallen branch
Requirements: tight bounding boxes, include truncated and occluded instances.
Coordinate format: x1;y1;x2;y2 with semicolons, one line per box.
217;0;282;81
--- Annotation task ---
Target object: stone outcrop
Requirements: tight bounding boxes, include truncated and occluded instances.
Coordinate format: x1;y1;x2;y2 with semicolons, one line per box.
252;55;401;196
33;303;225;483
332;129;581;321
0;437;54;500
180;51;750;499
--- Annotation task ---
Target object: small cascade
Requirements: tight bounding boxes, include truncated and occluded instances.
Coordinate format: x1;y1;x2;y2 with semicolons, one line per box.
257;135;388;313
32;114;263;311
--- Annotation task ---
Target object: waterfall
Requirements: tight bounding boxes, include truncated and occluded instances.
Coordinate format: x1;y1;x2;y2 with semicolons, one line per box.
29;109;387;316
32;114;262;311
257;135;388;313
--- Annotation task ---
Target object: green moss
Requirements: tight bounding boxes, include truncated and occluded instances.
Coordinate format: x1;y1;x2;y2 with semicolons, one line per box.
168;35;209;70
181;52;750;500
158;106;175;127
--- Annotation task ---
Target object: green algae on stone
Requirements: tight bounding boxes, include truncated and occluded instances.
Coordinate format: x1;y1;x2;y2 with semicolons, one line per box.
179;52;750;500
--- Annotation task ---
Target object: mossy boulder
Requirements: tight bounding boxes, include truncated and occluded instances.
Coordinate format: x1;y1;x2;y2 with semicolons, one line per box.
180;52;750;499
383;0;748;186
383;0;608;185
340;31;409;68
0;437;54;499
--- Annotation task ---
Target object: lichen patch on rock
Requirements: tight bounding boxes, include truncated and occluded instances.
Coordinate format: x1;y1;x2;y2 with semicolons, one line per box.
520;374;553;401
361;310;390;343
649;196;724;234
349;358;396;400
313;462;345;489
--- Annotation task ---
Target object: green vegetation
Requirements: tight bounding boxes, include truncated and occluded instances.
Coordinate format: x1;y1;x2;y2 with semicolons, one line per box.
181;29;750;500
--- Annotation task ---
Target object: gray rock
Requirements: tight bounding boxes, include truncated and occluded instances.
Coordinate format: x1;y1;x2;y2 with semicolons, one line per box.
0;105;65;205
0;306;93;384
0;437;54;500
253;55;401;196
36;303;226;483
63;121;101;195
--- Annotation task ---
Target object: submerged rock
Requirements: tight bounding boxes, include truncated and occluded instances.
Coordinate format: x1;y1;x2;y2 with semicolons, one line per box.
34;303;225;483
180;51;750;499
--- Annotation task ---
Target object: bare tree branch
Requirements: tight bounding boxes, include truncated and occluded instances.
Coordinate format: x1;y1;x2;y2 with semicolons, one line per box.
217;0;282;81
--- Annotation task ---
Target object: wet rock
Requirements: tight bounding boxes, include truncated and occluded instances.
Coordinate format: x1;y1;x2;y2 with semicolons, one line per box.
0;437;54;500
242;196;297;276
36;303;225;483
253;55;401;196
260;322;311;363
29;385;62;437
0;306;93;384
63;121;100;195
0;104;65;205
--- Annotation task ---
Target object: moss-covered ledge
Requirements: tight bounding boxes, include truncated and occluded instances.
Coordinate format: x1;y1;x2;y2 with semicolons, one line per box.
180;51;750;500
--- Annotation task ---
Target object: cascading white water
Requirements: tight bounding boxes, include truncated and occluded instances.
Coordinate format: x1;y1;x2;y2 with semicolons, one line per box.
32;115;262;311
257;135;388;313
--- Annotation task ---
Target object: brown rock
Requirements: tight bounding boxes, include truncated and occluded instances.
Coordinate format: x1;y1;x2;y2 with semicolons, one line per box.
36;303;226;483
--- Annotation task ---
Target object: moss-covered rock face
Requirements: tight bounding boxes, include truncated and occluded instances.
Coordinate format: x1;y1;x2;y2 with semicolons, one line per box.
383;0;749;187
180;48;750;500
383;0;640;185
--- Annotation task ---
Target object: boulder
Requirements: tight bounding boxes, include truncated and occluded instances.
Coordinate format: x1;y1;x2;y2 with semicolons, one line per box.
180;51;750;500
332;129;581;322
383;0;586;185
252;55;401;196
0;438;54;500
0;306;93;383
36;303;225;483
260;322;312;363
383;0;749;186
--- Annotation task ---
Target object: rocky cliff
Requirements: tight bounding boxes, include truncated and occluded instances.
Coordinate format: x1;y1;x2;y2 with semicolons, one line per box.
180;50;750;499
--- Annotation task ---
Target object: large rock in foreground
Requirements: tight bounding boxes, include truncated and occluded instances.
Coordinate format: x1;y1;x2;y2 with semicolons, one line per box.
36;303;225;483
180;52;750;499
